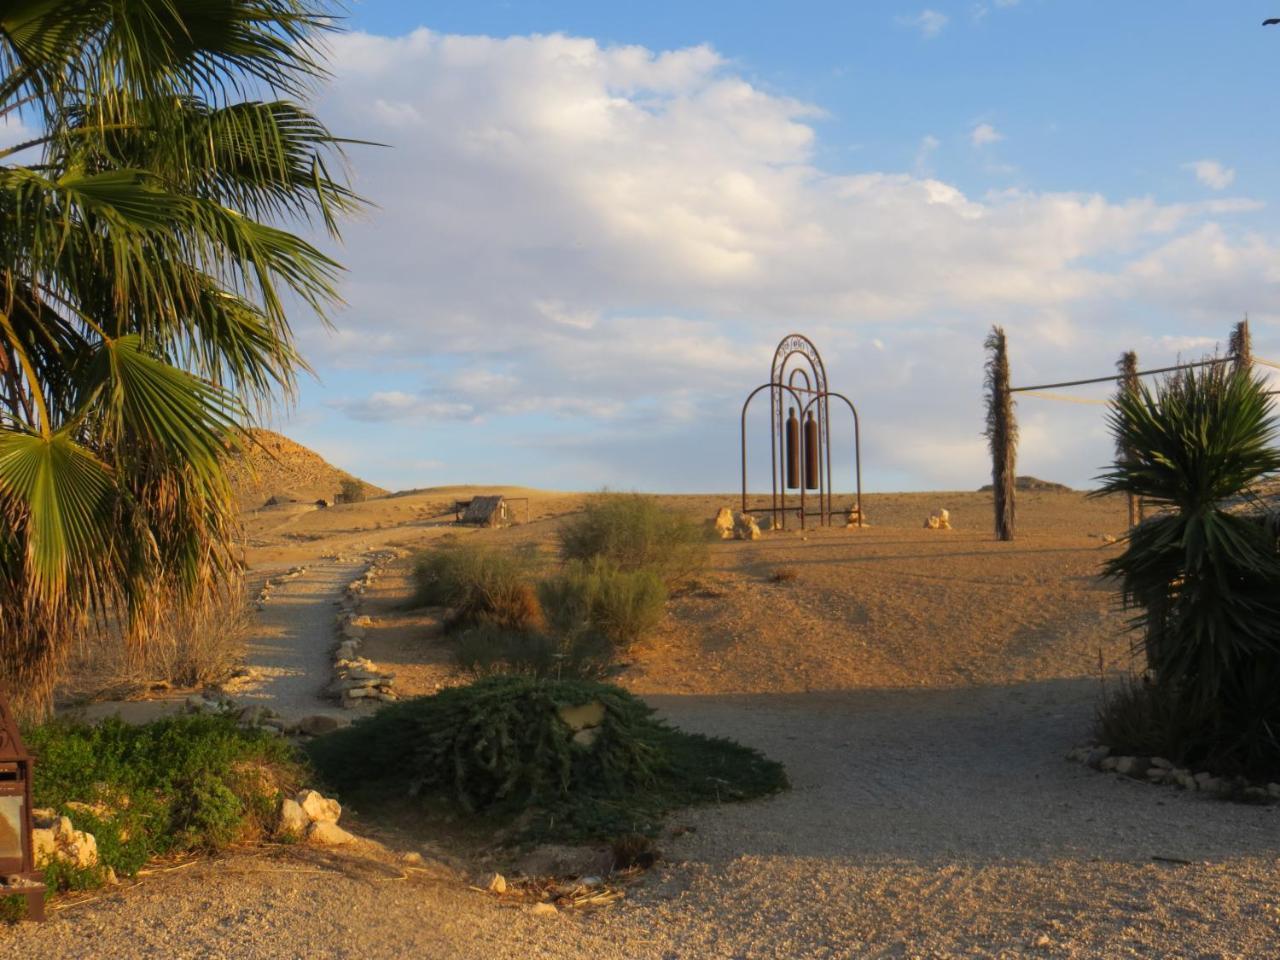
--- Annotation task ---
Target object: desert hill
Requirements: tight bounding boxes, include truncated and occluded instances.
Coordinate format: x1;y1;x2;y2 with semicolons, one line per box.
224;429;386;509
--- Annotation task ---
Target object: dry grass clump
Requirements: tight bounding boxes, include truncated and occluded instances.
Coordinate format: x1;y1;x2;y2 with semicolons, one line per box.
413;542;545;633
63;587;251;700
768;567;799;583
557;493;709;585
540;559;667;649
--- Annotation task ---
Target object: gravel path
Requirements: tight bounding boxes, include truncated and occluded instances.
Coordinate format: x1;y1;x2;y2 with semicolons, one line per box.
234;560;366;722
12;680;1279;959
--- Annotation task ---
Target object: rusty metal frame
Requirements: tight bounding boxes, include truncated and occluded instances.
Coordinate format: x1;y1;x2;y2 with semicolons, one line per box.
740;334;863;530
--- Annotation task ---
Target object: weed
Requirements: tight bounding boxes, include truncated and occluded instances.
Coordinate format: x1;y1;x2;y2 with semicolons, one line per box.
768;567;799;583
413;542;544;632
540;559;667;649
557;493;709;585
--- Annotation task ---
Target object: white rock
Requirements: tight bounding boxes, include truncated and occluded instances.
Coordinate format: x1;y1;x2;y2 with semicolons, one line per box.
31;828;56;867
733;512;761;541
306;821;355;846
529;902;558;917
296;789;342;824
486;872;507;894
713;507;735;539
278;798;308;838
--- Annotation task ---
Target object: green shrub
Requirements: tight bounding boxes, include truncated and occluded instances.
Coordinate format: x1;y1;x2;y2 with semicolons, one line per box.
557;493;708;585
1093;365;1280;778
540;559;667;649
338;477;367;503
412;542;544;632
453;623;615;681
26;714;304;886
307;676;787;841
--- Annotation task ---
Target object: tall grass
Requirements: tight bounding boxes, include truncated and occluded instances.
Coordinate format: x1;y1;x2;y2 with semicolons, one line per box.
413;542;544;633
557;493;708;585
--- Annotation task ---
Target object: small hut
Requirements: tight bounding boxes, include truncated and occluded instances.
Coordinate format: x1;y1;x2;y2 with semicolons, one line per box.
458;495;511;528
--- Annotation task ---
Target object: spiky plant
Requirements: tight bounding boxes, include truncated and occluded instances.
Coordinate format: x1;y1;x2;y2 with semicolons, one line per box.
0;1;358;715
983;326;1016;541
1093;363;1280;776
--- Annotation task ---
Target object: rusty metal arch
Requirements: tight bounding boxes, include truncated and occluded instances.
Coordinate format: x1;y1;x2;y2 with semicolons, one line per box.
802;390;863;528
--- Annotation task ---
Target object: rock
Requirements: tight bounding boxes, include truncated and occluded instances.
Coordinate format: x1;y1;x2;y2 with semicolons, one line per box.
296;789;342;824
1085;745;1111;769
296;715;344;737
31;828;56;867
277;798;308;838
1115;756;1150;779
237;705;268;727
529;902;558;918
335;641;360;660
402;852;424;866
306;821;355;846
1099;756;1120;772
924;509;952;531
31;808;55;828
580;875;603;888
343;686;376;699
713;507;735;539
558;701;606;731
733;512;761;541
1150;756;1173;770
1101;534;1119;545
1244;786;1270;801
486;872;507;894
104;867;119;885
572;727;600;748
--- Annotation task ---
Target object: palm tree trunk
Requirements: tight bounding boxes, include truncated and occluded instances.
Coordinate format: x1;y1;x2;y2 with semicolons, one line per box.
1116;351;1141;528
984;326;1017;541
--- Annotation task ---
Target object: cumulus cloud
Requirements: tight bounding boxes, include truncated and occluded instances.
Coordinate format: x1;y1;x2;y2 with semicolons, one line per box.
899;10;950;38
970;122;1003;146
301;29;1280;491
1186;159;1236;190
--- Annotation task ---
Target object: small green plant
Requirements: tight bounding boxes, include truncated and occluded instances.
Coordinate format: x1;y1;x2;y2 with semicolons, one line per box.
26;714;305;889
307;676;787;841
412;542;545;632
339;478;367;503
540;559;667;649
557;493;709;585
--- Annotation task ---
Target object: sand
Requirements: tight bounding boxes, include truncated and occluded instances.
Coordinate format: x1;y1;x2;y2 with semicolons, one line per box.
10;488;1280;959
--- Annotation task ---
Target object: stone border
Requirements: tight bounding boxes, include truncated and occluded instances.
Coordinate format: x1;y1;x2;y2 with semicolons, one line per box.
328;550;402;708
254;564;307;609
1066;744;1280;803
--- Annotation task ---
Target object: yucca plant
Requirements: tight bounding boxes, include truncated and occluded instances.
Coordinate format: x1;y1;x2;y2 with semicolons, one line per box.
0;1;358;716
1093;363;1280;776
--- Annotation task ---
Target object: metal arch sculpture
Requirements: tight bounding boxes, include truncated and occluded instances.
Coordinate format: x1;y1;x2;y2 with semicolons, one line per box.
740;334;864;530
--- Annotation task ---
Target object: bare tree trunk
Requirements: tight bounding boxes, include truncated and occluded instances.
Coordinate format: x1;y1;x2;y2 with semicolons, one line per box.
1229;317;1252;374
984;326;1017;541
1116;351;1141;528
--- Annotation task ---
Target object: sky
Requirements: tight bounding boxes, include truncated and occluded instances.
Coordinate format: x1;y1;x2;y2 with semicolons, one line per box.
272;1;1280;493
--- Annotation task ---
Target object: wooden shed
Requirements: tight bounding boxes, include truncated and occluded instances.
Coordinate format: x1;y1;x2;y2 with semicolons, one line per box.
458;495;510;527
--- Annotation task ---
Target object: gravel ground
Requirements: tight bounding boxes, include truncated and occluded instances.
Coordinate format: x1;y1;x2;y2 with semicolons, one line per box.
10;680;1279;959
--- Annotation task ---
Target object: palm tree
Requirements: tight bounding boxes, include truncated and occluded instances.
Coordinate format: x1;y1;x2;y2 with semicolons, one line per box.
0;0;359;715
1094;363;1280;776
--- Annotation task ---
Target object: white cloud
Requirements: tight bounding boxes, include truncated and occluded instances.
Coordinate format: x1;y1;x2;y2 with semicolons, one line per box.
303;29;1280;491
971;122;1003;147
1186;159;1236;190
899;10;949;38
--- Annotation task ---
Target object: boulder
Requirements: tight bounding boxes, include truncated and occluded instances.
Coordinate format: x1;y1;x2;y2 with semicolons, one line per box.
31;828;57;867
924;509;952;531
713;507;735;539
277;799;308;838
486;872;508;894
306;821;355;846
296;789;342;824
557;701;606;731
296;715;344;737
733;512;761;541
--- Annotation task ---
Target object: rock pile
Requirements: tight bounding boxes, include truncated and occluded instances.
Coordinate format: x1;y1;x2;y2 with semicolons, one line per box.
1066;745;1280;803
328;551;403;708
924;508;952;531
733;512;761;541
31;810;98;870
255;565;307;609
277;789;355;845
845;505;868;528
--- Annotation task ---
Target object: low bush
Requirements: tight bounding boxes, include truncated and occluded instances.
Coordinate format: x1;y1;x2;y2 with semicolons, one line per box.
307;676;787;842
412;542;544;633
768;567;799;583
557;493;709;585
453;623;615;681
26;715;304;890
338;477;367;503
539;559;667;649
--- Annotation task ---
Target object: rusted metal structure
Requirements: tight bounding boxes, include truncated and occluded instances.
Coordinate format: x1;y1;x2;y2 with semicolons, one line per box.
740;333;863;530
0;691;45;920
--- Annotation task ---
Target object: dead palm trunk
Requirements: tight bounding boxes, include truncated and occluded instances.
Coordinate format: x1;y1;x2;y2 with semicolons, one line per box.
1116;351;1141;528
984;326;1017;541
1229;318;1252;374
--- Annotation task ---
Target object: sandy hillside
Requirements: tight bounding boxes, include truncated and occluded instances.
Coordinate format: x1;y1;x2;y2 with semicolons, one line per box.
224;428;387;509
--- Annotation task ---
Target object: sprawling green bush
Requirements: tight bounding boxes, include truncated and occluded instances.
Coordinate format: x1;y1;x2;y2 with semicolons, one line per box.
307;676;787;841
1093;365;1280;778
27;715;304;886
557;494;709;585
412;542;544;632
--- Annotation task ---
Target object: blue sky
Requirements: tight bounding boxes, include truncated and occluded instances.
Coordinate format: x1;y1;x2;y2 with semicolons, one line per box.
269;2;1280;492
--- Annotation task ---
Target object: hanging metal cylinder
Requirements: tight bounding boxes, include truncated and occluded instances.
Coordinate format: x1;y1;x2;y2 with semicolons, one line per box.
804;410;819;490
785;408;801;489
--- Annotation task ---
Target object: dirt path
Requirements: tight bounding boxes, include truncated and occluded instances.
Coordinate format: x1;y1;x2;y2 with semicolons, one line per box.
232;560;368;722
